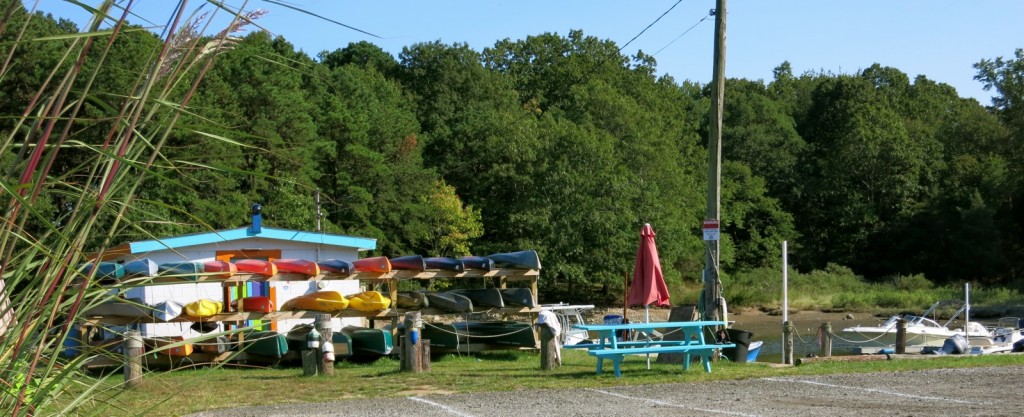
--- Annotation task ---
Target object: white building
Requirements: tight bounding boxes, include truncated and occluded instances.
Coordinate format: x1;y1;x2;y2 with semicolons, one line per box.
102;212;375;339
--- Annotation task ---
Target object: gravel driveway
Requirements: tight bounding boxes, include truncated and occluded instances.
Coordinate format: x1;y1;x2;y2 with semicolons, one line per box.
187;365;1023;416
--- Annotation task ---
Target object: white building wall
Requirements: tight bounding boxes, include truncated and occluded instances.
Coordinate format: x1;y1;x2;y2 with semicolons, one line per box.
116;237;365;339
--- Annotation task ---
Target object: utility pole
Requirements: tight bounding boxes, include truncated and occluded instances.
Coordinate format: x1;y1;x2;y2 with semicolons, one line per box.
703;0;726;323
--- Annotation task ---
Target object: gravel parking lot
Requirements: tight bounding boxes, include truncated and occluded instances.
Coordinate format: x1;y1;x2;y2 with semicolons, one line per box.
188;365;1024;417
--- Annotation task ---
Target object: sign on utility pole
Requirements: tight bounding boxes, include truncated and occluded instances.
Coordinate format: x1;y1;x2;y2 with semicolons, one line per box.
703;0;727;323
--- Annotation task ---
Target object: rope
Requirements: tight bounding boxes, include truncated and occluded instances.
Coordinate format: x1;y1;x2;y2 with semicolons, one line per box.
828;321;899;344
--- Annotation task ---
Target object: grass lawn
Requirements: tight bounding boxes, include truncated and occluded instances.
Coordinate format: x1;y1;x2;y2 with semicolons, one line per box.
57;349;1024;416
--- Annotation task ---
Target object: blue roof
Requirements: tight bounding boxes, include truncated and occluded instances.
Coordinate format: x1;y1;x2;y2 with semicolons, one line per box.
125;227;377;253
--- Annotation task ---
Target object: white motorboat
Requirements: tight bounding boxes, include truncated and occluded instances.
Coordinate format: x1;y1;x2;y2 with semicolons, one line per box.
539;303;595;345
841;300;991;346
969;317;1024;354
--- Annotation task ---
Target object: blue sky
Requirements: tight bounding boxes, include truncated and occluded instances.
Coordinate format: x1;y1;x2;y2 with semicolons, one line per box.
28;1;1024;104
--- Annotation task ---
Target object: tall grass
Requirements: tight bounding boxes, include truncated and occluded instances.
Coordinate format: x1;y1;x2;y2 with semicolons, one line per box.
0;1;262;415
722;264;1024;315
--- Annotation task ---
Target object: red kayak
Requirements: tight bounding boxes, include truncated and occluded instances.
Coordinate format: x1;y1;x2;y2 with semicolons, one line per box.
235;259;278;276
353;256;391;273
273;259;320;276
231;296;275;313
203;260;237;278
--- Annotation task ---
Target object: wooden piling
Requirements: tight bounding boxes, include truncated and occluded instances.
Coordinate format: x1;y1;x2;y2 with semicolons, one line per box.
315;313;334;376
538;324;559;370
783;321;794;365
820;322;833;358
123;330;143;388
301;350;319;376
895;318;907;354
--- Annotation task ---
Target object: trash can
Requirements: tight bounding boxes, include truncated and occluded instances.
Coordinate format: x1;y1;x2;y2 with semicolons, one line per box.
603;314;623;325
603;315;626;341
722;329;753;363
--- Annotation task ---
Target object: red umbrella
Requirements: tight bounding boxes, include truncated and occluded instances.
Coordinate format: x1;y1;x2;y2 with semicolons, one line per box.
627;223;671;314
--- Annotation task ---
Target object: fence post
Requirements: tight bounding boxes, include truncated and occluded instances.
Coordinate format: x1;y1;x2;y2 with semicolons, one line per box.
820;322;833;357
123;330;144;388
538;324;559;370
895;318;907;354
316;313;334;376
783;321;794;365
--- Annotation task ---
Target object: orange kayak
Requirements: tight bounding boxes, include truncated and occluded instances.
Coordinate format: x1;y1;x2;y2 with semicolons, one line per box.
203;260;237;278
273;259;320;276
235;259;278;276
353;256;391;273
347;290;392;311
281;291;349;312
231;296;275;313
146;336;194;357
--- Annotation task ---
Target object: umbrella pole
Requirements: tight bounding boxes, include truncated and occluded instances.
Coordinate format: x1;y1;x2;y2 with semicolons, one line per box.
623;270;628;319
645;304;651;369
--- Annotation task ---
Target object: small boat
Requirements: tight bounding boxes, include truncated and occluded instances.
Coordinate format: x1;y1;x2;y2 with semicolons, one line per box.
423;321;537;351
231;296;275;313
842;300;990;346
81;261;125;283
396;291;428;309
459;256;494;271
273;259;320;276
158;261;204;281
455;321;536;347
235;331;288;359
746;340;764;362
197;335;230;354
424;291;473;313
540;303;596;345
153;300;184;321
346;291;391;311
342;326;394;358
235;259;278;276
281;290;349;312
967;317;1024;354
145;336;194;357
285;324;353;360
85;298;150;318
318;259;354;275
486;250;541;270
424;257;465;272
203;260;237;278
184;299;223;318
122;258;158;277
352;256;391;273
390;255;426;271
450;288;504;308
498;288;537;308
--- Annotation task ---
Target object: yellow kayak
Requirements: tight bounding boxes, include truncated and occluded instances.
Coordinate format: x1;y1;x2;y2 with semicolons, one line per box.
282;290;349;312
185;299;223;318
346;290;391;312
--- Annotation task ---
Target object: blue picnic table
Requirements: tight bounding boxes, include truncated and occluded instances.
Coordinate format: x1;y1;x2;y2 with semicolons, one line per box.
572;320;734;377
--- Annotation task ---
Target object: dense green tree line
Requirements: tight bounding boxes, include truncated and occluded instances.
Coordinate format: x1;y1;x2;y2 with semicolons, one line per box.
4;5;1024;303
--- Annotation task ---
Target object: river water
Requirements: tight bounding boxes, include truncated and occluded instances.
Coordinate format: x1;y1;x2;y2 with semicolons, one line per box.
730;312;890;363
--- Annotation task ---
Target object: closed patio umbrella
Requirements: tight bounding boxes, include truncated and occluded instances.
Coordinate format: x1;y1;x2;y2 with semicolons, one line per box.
626;223;670;368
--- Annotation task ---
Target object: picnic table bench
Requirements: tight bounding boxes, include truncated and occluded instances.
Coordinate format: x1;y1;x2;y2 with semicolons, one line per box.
573;320;733;377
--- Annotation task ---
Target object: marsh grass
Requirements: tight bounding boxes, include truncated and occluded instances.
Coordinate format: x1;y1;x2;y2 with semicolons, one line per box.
0;1;266;415
723;265;1023;315
46;349;1024;416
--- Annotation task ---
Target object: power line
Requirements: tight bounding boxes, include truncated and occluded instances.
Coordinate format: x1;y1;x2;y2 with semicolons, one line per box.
262;0;382;39
619;0;685;52
652;15;709;56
